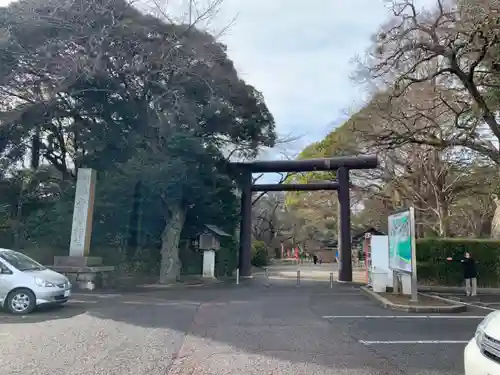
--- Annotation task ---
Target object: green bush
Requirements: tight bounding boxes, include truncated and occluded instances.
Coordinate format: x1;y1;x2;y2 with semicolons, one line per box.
416;238;500;287
215;237;238;277
251;240;269;268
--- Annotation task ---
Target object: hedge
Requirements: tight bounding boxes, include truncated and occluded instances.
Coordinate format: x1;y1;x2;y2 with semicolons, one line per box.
215;237;238;277
417;238;500;287
251;240;269;268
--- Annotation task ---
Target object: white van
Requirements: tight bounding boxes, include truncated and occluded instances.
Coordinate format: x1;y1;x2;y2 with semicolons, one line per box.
464;311;500;374
0;248;71;314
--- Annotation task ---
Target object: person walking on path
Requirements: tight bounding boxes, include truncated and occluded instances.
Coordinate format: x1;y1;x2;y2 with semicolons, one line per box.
446;252;478;297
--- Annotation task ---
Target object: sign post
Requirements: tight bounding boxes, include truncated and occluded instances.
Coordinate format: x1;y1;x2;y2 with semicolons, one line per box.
364;233;371;285
388;207;418;303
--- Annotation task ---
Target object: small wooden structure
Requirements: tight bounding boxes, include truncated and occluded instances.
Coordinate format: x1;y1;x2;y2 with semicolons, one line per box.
352;227;386;247
198;225;230;278
317;227;386;264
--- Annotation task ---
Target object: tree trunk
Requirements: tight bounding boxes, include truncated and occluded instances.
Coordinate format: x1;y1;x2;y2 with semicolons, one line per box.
159;204;186;284
13;186;25;250
437;201;450;237
30;125;41;169
491;195;500;239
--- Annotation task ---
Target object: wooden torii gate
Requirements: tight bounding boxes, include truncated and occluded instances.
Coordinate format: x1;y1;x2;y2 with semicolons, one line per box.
231;155;378;282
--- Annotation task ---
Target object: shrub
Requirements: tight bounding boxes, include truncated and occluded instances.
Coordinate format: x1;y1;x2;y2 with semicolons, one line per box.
251;240;269;267
215;237;238;277
416;238;500;287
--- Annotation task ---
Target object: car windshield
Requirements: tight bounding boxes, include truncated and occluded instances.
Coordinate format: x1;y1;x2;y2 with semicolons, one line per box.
0;251;45;271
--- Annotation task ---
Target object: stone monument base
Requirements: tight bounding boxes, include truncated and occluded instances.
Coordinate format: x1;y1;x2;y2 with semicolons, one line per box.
50;256;115;291
53;256;103;267
202;250;216;278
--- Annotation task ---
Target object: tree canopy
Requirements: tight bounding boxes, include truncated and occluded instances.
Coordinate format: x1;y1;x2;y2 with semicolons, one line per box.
278;0;500;246
0;0;276;281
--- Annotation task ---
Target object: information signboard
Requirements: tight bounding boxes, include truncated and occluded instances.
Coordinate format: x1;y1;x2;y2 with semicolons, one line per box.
388;207;418;301
388;209;414;273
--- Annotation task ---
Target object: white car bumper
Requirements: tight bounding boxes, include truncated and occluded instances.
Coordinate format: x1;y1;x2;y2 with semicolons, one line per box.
464;338;500;375
35;288;71;305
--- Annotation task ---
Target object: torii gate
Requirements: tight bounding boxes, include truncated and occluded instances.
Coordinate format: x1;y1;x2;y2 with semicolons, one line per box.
231;155;378;282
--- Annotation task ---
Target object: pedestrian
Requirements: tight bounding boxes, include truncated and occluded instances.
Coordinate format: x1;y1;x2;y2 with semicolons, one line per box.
319;254;323;265
313;254;318;265
446;252;478;297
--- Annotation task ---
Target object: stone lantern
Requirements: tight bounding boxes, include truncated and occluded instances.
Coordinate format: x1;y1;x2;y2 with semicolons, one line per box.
198;224;230;278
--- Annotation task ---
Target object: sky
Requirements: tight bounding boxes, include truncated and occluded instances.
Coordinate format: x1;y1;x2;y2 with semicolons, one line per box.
212;0;391;158
198;0;436;160
0;0;437;176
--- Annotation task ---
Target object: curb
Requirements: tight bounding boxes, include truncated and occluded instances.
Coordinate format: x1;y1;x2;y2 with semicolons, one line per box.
360;286;467;313
335;280;365;287
140;281;223;289
74;280;225;293
418;285;500;294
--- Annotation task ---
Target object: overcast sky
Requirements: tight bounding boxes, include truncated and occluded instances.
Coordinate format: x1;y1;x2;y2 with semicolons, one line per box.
0;0;436;166
213;0;391;157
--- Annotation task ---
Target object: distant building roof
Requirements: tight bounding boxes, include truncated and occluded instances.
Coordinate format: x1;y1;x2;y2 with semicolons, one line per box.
320;227;386;248
352;227;386;242
204;224;231;237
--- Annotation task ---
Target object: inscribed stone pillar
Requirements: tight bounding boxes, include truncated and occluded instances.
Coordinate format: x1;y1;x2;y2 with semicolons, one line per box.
69;168;97;257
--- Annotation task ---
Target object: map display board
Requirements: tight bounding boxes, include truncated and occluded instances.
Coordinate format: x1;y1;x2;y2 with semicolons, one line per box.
388;209;414;273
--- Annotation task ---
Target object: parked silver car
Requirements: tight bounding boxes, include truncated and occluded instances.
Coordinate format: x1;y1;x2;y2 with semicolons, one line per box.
0;248;71;314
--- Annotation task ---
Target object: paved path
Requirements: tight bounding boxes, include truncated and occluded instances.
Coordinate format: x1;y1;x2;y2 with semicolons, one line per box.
0;273;491;374
262;262;367;283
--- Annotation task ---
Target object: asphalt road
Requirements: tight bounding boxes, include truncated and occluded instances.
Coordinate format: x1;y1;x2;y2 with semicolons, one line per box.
0;274;492;375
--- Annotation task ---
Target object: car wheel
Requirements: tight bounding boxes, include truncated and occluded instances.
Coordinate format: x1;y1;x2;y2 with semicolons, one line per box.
6;288;36;315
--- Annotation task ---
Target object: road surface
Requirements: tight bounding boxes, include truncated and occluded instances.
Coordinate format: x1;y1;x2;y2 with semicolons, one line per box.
0;268;491;374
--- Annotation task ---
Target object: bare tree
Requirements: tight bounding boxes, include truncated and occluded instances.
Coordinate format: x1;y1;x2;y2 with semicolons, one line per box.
355;0;500;236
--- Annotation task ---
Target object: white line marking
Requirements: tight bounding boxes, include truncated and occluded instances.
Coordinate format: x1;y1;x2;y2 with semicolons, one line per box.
420;292;499;312
69;300;99;304
315;293;363;296
323;315;486;319
359;340;469;345
122;301;200;307
73;293;122;298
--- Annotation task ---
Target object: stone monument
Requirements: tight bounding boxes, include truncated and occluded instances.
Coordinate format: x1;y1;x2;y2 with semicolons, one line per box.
51;168;114;290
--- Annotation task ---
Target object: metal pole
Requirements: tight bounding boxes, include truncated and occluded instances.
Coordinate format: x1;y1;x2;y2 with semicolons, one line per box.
236;268;240;285
409;206;418;303
265;267;269;279
330;272;334;288
296;270;300;286
188;0;193;25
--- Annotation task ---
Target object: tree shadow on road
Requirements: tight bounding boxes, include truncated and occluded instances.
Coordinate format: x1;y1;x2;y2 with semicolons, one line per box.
82;281;410;374
0;279;463;374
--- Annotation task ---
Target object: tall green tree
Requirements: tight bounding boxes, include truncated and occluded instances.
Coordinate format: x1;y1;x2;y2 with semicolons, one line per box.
0;0;276;281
